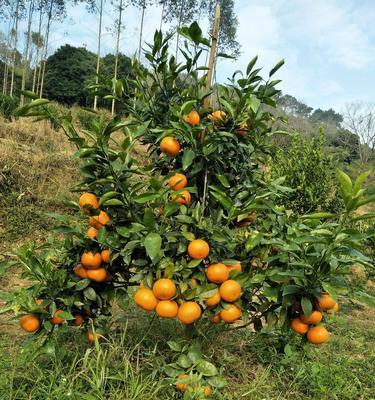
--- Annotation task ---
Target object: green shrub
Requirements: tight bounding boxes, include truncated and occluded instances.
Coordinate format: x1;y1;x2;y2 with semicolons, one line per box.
0;93;18;120
75;108;111;130
273;130;343;214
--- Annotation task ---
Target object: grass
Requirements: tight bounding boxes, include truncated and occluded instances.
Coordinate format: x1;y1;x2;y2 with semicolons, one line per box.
0;116;374;399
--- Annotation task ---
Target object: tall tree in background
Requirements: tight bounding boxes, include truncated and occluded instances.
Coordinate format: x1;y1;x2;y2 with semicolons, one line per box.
93;0;104;110
10;0;21;97
20;0;35;105
1;6;14;94
31;12;44;92
111;0;125;115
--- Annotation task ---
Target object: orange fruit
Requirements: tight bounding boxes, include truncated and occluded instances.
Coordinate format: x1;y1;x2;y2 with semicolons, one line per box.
79;193;99;213
177;301;202;325
300;310;323;325
175;374;189;392
204;291;221;307
155;300;179;318
191;278;198;288
160;136;180;157
134;288;158;311
81;251;102;270
318;293;336;310
171;189;191;205
236;122;248;137
168;173;187;190
307;326;330;344
87;226;98;239
209;110;226;124
35;298;43;306
188;239;210;259
226;262;242;273
290;318;309;334
206;263;229;284
74;314;84;326
184;110;200;126
87;268;107;282
87;331;102;342
101;249;110;263
220;304;241;323
74;263;88;278
211;314;221;324
152;278;176;300
89;211;110;229
219;280;241;302
327;302;339;314
20;314;40;333
51;309;65;325
201;386;212;398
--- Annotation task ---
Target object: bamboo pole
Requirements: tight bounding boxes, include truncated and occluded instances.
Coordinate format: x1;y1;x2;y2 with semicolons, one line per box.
203;3;220;109
111;0;123;115
93;0;104;110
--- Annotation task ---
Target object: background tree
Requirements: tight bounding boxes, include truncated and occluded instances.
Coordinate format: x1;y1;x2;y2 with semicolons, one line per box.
343;102;375;164
93;0;104;110
310;107;343;128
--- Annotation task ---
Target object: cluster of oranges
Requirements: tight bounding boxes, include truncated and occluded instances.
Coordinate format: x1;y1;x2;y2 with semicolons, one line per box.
133;238;243;326
175;374;212;397
77;193;112;282
290;293;339;344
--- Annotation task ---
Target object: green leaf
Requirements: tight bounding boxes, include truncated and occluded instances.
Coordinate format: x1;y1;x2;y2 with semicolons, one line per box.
58;311;75;321
75;279;91;291
247;96;261;114
163;201;181;216
144;233;162;262
167;340;182;352
196;360;218;376
99;191;119;206
182;150;195;171
353;170;371;194
352;213;375;222
301;297;313;316
177;354;193;368
181;100;197;115
269;59;285;77
337;169;352;205
103;198;124;206
246;55;258;75
84;288;96;301
207;375;227;388
143;208;156;228
300;212;337;220
216;174;230;188
133;192;160;203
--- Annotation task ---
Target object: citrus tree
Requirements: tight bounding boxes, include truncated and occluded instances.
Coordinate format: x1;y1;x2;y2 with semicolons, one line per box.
2;23;375;398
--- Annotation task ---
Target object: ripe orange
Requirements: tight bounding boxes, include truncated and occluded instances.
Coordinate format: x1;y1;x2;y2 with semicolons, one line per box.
175;374;189;392
184;110;200;126
307;326;330;344
89;211;110;230
206;263;229;284
204;291;221;307
211;314;221;324
188;239;210;259
81;251;102;270
87;331;102;342
160;136;180;157
51;309;65;325
74;314;84;326
20;314;40;333
74;263;88;278
236;122;248;137
300;310;323;325
134;288;158;311
220;304;241;323
87;226;98;239
290;318;309;334
152;278;177;300
191;278;198;288
318;293;336;310
168;173;187;190
327;302;339;314
155;300;179;318
201;386;212;398
219;280;241;302
87;268;107;282
79;193;99;213
171;189;191;205
209;110;226;124
101;249;110;263
177;301;202;325
35;298;43;306
226;262;242;273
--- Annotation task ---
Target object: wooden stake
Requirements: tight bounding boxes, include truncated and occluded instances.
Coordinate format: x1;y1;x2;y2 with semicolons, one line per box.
204;3;221;109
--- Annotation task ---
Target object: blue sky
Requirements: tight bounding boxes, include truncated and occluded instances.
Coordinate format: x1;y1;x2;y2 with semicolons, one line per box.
2;0;374;112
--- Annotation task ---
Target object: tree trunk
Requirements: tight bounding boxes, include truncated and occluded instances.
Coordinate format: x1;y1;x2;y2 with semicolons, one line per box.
159;0;165;31
93;0;104;110
2;11;13;95
111;0;123;115
32;5;43;93
137;0;146;61
21;0;35;106
175;0;186;61
10;0;20;98
39;0;54;98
